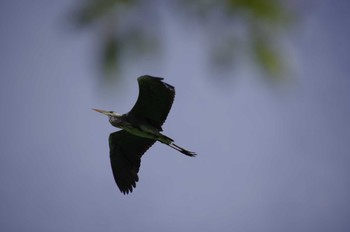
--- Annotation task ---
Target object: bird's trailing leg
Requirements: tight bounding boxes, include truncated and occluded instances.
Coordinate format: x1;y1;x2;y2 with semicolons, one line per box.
153;132;197;157
167;143;197;157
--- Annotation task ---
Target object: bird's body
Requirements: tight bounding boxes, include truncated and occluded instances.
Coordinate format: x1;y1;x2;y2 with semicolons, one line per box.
109;112;173;144
93;75;196;194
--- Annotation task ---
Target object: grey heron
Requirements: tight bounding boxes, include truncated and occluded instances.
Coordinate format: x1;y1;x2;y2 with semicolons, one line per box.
93;75;196;194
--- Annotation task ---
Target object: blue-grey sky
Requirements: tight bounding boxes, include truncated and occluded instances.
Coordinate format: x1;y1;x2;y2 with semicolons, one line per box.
1;1;350;231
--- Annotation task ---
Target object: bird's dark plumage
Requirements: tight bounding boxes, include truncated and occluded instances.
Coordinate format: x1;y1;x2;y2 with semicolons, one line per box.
127;76;175;131
93;75;196;194
109;130;155;194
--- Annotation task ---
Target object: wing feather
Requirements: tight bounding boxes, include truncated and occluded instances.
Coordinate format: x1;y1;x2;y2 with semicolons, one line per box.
109;130;155;194
127;75;175;131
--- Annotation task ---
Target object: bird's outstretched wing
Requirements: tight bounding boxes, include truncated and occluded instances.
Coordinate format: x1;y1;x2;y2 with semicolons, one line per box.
109;130;156;194
127;75;175;131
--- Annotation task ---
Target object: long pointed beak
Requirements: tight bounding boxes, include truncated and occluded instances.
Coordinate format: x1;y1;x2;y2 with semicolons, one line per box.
92;108;109;115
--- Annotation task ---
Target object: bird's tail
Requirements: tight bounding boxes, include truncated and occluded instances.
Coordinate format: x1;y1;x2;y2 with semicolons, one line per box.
158;133;197;157
167;142;197;157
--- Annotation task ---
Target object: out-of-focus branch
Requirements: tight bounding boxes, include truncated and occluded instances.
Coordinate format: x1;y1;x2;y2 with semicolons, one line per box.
73;0;294;81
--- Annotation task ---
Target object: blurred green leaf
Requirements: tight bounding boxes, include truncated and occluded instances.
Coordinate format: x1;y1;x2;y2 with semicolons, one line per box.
103;35;119;77
226;0;285;22
76;0;134;26
253;37;284;78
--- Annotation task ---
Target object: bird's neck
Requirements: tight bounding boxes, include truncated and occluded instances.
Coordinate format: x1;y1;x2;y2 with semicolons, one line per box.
109;114;128;129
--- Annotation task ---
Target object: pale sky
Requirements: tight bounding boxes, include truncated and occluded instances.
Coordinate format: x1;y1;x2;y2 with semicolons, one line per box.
1;1;349;231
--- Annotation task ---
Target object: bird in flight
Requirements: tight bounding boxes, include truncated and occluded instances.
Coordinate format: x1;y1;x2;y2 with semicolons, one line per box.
93;75;196;194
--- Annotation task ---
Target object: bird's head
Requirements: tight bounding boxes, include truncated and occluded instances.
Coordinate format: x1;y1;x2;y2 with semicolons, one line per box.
92;108;122;118
92;108;124;128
